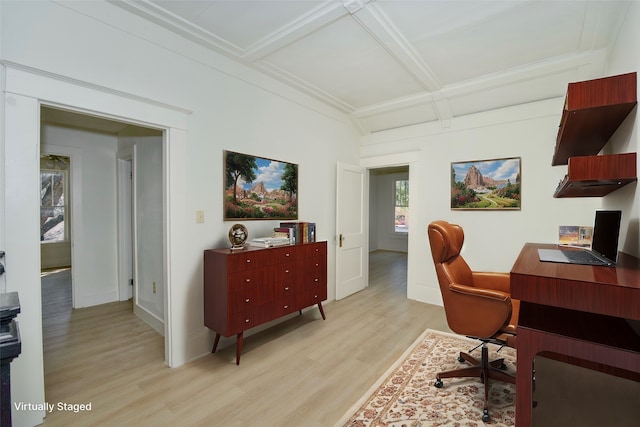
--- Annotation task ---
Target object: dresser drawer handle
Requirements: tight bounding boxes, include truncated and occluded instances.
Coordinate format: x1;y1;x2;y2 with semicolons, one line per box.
284;305;288;309
245;298;250;303
314;295;318;299
245;278;251;283
314;278;319;282
245;318;250;323
285;253;290;257
284;286;290;291
285;269;290;273
315;263;319;267
246;259;251;263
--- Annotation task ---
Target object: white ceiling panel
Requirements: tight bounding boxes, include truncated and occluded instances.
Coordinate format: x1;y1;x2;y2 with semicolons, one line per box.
263;14;424;107
152;0;325;50
409;1;586;85
114;0;634;134
376;0;521;42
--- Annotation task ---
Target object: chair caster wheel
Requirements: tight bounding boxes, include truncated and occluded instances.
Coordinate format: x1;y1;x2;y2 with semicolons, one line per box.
482;409;490;422
434;378;443;388
499;363;507;370
458;356;465;363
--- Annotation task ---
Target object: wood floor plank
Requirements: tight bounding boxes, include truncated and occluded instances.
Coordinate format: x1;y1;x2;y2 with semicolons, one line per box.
40;251;638;426
40;251;448;426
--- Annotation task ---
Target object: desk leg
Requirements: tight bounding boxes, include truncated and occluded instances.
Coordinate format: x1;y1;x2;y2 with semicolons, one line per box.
516;327;537;427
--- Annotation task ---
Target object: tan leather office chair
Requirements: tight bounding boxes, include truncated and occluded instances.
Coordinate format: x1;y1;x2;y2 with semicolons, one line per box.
427;220;519;422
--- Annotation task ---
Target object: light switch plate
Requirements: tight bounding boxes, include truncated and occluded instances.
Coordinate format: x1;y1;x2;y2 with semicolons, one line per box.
196;210;205;223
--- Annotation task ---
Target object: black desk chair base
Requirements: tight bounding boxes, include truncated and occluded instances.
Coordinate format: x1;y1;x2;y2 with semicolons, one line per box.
434;341;515;422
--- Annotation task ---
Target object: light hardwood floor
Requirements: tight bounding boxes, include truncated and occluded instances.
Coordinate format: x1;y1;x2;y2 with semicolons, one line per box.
40;251;640;426
40;251;449;426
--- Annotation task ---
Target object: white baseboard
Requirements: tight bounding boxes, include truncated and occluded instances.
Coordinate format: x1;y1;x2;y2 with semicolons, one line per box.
75;291;119;308
134;303;165;336
409;282;443;306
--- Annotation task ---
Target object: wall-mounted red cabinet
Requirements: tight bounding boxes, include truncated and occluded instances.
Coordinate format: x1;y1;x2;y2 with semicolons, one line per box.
554;152;637;197
552;72;637;198
552;72;637;166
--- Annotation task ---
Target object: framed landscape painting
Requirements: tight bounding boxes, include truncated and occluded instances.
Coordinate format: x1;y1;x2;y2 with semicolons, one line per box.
224;150;298;220
451;157;521;210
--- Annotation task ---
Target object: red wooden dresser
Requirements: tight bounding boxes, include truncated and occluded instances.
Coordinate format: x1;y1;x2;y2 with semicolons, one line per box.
204;241;327;364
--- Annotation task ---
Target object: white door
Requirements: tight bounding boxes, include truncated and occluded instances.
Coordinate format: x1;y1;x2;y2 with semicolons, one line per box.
336;162;368;299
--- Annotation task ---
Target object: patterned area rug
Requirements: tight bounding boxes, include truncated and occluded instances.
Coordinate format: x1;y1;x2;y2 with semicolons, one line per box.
336;329;516;426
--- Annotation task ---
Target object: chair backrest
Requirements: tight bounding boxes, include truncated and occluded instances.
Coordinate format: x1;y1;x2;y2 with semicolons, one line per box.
428;220;474;288
428;220;495;336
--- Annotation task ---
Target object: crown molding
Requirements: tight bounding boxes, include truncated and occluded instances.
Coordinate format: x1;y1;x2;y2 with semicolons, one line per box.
107;0;244;57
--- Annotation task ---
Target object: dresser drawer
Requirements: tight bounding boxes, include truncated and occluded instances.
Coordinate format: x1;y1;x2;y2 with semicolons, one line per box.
303;257;326;284
273;262;296;283
274;298;299;317
274;281;297;300
229;271;274;302
303;242;326;259
271;246;297;263
229;304;272;333
229;268;267;287
298;290;324;308
227;251;263;272
230;284;270;309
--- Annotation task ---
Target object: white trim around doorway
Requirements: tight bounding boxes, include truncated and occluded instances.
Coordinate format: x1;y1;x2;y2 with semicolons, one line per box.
2;61;191;427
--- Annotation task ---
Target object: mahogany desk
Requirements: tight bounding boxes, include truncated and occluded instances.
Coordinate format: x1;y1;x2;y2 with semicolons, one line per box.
511;243;640;427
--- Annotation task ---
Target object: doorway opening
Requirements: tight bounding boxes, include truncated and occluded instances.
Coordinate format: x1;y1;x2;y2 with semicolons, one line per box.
368;165;409;296
39;105;165;403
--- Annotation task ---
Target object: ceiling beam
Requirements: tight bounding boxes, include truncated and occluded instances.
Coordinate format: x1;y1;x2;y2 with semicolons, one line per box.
242;1;348;62
348;2;449;123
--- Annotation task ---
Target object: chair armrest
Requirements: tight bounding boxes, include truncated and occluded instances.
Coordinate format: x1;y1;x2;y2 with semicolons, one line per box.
472;271;510;294
447;282;512;338
450;282;509;302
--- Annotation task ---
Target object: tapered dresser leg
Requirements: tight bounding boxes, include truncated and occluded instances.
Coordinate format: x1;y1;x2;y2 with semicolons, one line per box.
317;302;326;320
235;332;243;365
212;333;221;353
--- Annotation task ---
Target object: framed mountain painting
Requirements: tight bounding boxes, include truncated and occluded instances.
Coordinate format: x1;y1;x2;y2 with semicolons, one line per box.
451;157;521;210
224;150;298;220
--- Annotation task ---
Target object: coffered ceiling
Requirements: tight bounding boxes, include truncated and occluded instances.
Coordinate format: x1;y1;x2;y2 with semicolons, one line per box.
114;0;632;133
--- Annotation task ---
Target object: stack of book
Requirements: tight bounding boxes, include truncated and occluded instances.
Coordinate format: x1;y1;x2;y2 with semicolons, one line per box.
275;222;316;245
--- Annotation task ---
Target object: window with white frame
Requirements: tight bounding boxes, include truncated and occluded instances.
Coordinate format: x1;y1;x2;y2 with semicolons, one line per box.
40;156;69;242
394;179;409;233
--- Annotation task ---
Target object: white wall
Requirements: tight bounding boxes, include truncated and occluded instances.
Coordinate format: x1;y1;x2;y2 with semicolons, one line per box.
134;136;165;325
362;99;602;304
41;126;120;308
369;170;409;252
116;130;165;332
1;2;360;425
603;1;640;258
